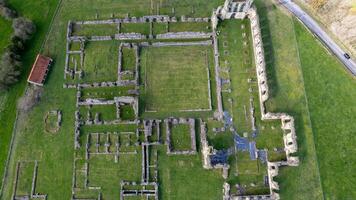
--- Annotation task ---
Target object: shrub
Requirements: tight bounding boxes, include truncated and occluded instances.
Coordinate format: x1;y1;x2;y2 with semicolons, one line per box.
12;17;36;41
0;5;17;20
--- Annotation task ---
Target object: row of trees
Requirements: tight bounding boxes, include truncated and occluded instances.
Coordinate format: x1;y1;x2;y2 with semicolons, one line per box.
0;1;36;90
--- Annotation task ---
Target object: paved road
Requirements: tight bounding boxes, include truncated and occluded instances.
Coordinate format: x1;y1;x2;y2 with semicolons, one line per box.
278;0;356;76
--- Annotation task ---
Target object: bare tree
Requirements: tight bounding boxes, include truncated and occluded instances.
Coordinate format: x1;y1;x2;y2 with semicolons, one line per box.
0;2;36;90
0;49;22;90
12;17;36;41
0;5;17;20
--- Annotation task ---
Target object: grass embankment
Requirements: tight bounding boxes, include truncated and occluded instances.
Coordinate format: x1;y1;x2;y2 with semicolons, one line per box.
294;19;356;200
254;0;324;199
0;0;60;191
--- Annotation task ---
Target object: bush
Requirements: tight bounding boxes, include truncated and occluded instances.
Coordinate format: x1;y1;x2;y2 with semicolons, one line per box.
12;17;36;41
0;49;22;90
0;5;17;20
0;2;36;91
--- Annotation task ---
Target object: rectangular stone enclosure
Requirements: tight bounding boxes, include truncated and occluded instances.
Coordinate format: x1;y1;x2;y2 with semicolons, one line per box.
141;45;213;113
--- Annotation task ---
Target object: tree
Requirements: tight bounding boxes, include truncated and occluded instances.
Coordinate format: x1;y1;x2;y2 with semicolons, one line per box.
0;49;22;90
12;17;36;41
0;3;36;90
0;5;17;20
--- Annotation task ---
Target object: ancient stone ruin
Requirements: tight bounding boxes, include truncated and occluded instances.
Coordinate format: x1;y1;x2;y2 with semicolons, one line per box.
165;118;197;155
60;1;299;199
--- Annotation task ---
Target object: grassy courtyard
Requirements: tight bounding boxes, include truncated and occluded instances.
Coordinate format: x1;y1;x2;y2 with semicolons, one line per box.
72;23;118;37
141;45;212;113
157;146;224;200
170;124;192;151
83;41;120;83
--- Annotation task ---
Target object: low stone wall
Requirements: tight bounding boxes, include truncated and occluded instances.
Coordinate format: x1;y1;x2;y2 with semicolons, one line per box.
212;30;224;120
141;40;212;47
248;6;299;200
156;32;212;39
115;33;146;40
77;15;173;24
165;118;197;155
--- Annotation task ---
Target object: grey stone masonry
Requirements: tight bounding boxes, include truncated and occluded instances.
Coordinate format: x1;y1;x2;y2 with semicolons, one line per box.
218;0;254;20
143;120;162;145
212;31;224;120
248;6;299;167
89;35;113;41
165;118;197;155
74;15;206;26
148;40;212;47
115;33;146;40
120;181;158;200
156;32;212;39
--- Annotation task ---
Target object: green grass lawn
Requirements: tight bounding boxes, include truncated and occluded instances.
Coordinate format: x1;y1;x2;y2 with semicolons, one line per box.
83;41;119;82
15;162;35;196
206;120;234;150
72;23;118;36
228;152;269;195
79;104;118;122
120;104;136;121
88;154;142;199
293;19;356;200
0;17;12;55
44;112;60;133
0;0;60;192
122;47;136;71
218;19;254;134
120;23;150;35
157;146;224;200
169;22;211;32
153;22;167;35
141;45;212;113
254;0;324;199
157;0;224;17
217;18;285;154
81;86;136;100
170;124;192;151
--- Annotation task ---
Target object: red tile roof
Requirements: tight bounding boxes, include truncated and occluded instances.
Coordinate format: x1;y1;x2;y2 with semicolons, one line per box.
27;54;52;86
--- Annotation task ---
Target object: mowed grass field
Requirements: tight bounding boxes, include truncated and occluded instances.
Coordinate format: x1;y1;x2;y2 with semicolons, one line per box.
141;46;212;112
294;19;356;199
254;0;324;199
0;17;12;55
0;0;60;191
83;41;120;83
156;146;224;200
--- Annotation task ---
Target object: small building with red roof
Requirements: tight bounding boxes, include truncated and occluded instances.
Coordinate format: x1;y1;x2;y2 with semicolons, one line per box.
27;54;52;86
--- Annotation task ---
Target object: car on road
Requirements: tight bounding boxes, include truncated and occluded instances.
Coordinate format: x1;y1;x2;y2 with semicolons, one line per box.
344;53;351;59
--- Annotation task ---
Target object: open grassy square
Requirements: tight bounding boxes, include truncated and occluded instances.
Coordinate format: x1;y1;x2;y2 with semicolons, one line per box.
170;124;192;151
83;41;119;83
141;45;212;113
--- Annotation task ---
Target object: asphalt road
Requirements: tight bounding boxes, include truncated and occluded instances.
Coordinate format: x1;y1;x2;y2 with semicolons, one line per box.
278;0;356;76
